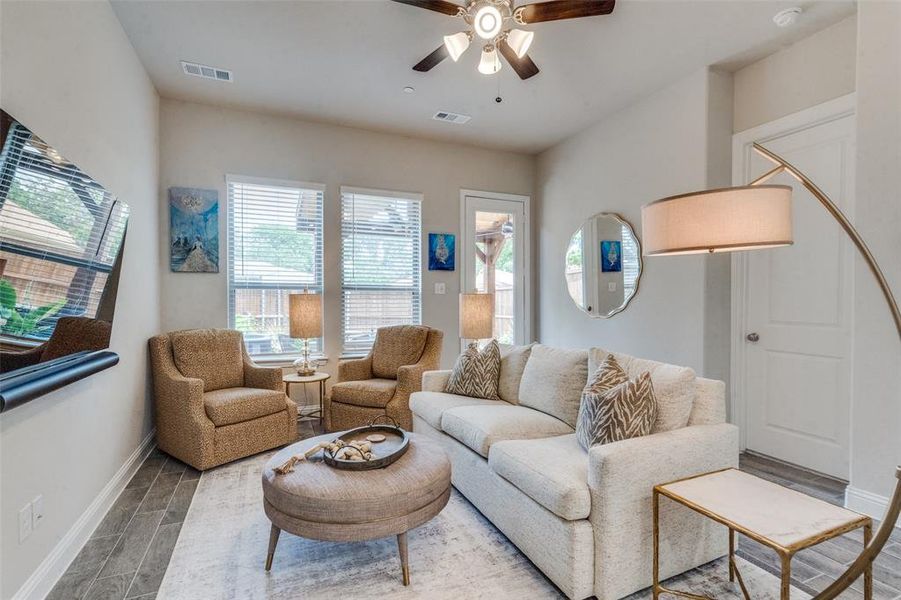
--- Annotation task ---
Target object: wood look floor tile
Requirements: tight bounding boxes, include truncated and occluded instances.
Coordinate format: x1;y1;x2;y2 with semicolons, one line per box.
126;455;166;490
125;522;183;598
99;511;165;578
92;487;150;539
84;572;134;600
68;535;120;575
160;478;199;525
46;569;98;600
136;472;182;513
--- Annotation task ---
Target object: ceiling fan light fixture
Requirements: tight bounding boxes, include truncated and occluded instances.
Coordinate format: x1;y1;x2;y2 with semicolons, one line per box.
506;28;534;58
473;4;503;39
443;31;472;61
478;44;502;75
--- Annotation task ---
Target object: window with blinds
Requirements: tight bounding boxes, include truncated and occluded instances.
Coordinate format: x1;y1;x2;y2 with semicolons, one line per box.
0;120;127;342
227;176;324;358
341;187;422;356
622;224;640;296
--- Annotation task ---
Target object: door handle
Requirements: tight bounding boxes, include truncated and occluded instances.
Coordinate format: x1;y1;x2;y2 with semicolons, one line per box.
746;332;760;342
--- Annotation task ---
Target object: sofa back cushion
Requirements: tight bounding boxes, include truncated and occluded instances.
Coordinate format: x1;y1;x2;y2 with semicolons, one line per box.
589;348;695;432
519;344;588;427
170;329;244;392
498;343;534;404
371;325;429;379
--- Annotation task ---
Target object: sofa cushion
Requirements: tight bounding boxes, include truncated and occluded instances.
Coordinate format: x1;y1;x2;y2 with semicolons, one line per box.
371;325;429;379
489;434;591;520
498;343;533;404
410;391;503;430
441;404;573;457
589;348;695;432
204;387;287;427
171;329;244;392
518;344;589;428
445;339;501;400
330;379;397;408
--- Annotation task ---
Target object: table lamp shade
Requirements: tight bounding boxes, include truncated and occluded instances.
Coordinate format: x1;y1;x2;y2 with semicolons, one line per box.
289;292;322;339
641;185;793;256
459;293;494;339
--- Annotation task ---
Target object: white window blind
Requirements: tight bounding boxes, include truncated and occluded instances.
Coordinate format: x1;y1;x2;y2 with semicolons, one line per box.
227;176;324;358
341;187;422;356
0;121;127;341
622;224;640;296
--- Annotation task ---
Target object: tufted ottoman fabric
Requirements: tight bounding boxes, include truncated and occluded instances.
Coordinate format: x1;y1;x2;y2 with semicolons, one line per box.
261;432;451;585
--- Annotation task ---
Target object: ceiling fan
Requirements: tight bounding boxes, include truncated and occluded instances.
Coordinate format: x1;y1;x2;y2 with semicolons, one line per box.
392;0;615;79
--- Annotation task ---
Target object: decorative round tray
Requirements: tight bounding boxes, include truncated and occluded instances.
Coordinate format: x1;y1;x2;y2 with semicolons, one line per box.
323;416;410;471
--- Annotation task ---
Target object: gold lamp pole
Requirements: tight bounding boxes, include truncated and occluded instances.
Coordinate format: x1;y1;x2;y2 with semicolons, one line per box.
641;142;901;599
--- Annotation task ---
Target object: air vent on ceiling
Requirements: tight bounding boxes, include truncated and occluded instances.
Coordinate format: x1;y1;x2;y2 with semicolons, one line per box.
432;111;471;125
181;61;233;83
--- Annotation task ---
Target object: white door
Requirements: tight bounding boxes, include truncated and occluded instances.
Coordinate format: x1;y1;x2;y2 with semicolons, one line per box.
461;191;530;345
733;102;855;479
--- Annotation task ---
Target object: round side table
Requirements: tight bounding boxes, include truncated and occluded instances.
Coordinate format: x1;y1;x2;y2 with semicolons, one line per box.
283;372;330;424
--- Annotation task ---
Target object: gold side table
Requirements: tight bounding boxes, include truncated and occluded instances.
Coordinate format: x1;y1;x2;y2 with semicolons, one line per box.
653;468;872;600
283;372;330;424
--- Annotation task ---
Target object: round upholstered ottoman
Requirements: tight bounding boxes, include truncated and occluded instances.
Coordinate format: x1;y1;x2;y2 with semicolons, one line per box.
261;432;451;585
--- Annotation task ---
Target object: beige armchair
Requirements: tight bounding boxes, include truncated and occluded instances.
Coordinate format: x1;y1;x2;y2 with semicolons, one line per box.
327;325;443;431
148;329;297;471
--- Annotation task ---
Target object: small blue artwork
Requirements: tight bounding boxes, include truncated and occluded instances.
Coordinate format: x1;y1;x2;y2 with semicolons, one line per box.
169;187;219;273
601;240;622;273
428;233;455;271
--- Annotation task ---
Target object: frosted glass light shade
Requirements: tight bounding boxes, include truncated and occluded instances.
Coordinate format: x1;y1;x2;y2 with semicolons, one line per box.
641;185;793;255
506;29;534;58
478;45;502;74
444;31;471;61
460;293;494;339
289;292;322;339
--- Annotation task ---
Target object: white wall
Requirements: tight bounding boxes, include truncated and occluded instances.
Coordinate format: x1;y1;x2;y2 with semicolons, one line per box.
535;68;731;374
847;2;901;510
158;99;535;374
733;15;856;133
0;1;160;598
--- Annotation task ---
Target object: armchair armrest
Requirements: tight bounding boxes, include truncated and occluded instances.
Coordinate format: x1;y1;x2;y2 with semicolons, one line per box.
0;344;45;373
338;355;373;382
243;360;283;391
396;363;430;396
421;370;452;392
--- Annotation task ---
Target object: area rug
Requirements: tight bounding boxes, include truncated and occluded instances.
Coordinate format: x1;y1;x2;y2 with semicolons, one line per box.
158;451;808;600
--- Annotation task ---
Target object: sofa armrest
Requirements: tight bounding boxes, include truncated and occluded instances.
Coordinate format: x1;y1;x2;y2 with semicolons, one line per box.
586;423;739;600
338;355;373;382
421;370;451;392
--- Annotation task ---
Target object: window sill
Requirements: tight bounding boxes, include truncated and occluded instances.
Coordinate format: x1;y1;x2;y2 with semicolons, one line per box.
251;354;329;368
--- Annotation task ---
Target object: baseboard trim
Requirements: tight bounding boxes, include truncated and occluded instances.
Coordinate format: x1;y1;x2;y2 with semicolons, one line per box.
845;485;901;529
12;429;157;600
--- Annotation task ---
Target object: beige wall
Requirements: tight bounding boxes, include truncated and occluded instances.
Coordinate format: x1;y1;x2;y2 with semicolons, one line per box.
733;15;856;133
0;1;160;597
535;68;732;374
158;99;535;374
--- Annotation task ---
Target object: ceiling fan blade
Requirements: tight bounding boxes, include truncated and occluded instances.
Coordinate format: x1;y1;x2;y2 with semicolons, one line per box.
413;44;450;72
516;0;615;24
498;39;539;80
391;0;463;17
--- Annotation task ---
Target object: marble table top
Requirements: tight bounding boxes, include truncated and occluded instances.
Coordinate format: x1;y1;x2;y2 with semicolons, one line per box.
657;468;869;550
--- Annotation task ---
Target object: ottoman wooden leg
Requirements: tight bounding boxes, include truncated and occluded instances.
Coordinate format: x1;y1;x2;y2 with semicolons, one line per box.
265;525;281;571
397;532;410;586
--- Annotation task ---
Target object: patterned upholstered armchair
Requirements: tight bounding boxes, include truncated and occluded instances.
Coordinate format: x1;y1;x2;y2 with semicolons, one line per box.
0;317;112;374
327;325;443;431
148;329;297;470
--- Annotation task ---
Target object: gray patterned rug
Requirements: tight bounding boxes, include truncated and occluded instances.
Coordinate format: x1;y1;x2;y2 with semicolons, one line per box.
158;451;808;600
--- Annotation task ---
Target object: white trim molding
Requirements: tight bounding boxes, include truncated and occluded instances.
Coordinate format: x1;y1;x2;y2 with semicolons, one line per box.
845;486;901;530
13;430;157;600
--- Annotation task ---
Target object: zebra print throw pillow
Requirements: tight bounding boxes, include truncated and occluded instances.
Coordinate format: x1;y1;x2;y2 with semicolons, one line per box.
577;356;657;450
445;339;501;400
585;353;629;394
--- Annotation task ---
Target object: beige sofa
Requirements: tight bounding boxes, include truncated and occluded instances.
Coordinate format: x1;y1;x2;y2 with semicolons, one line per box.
410;343;739;600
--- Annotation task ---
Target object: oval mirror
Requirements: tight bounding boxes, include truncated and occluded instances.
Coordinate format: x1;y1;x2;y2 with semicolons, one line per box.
565;212;642;318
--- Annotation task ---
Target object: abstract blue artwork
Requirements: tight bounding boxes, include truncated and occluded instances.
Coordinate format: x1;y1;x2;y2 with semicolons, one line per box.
169;187;219;273
428;233;455;271
601;240;622;272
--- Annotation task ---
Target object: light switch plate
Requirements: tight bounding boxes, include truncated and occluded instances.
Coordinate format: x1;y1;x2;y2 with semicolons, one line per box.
608;282;617;292
19;504;32;543
434;283;446;295
32;495;44;529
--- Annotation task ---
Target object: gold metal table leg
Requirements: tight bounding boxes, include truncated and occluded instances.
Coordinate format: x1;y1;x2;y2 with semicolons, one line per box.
729;529;735;582
864;523;873;600
653;490;660;600
780;553;792;600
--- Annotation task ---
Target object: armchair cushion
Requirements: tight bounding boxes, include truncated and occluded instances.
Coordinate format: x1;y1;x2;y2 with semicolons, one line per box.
371;325;429;379
41;317;112;362
203;387;288;427
171;329;244;392
331;378;398;408
441;404;573;457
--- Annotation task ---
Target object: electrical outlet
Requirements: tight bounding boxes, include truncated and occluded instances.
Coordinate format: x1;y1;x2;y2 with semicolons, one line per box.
32;495;44;530
434;282;446;295
18;503;33;543
608;282;617;292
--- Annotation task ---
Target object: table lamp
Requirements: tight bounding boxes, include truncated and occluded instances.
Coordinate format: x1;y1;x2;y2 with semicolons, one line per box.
641;142;900;600
289;291;322;376
459;292;494;348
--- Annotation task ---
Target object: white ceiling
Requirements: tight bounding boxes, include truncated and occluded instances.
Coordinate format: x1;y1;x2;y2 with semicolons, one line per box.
111;0;855;154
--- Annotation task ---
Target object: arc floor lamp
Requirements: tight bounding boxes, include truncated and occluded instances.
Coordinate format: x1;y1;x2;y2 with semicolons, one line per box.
641;142;901;599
